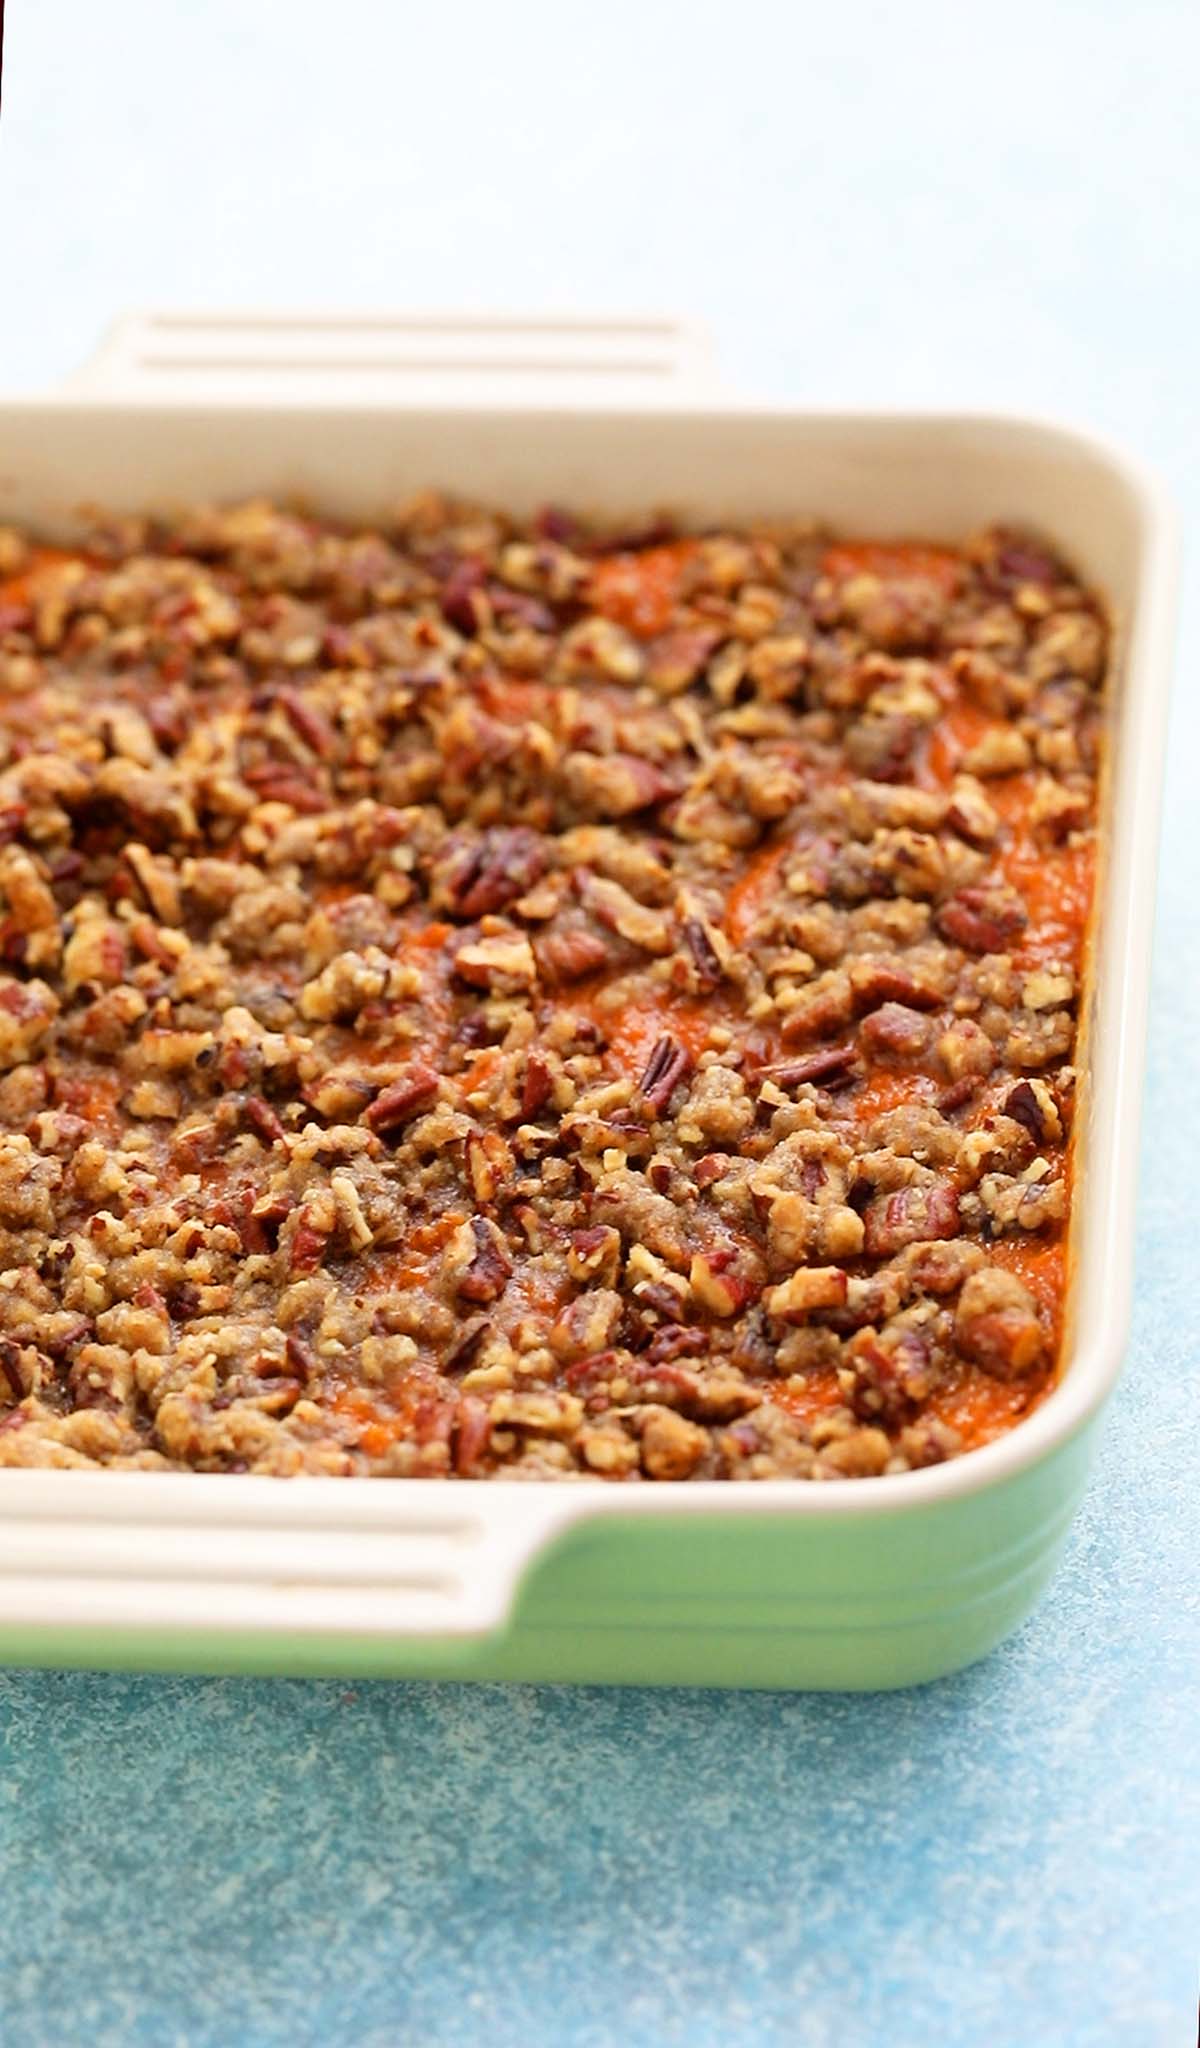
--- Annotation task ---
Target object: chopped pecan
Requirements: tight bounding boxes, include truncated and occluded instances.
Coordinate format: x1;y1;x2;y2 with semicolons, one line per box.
443;1316;491;1376
843;711;920;782
937;1018;996;1081
1020;966;1074;1013
532;505;580;545
937;1076;980;1115
764;1266;848;1320
578;871;671;954
946;776;1000;846
289;1211;330;1274
561;750;676;819
631;1278;689;1325
638;1405;709;1479
816;1426;894;1477
243;1095;286;1145
549;1288;624;1360
285;1333;316;1377
689;1252;753;1318
243;768;327;814
449;827;547;919
936;884;1028;954
645;1323;709;1365
955;1268;1045;1379
456;1217;513;1304
862;1182;961;1258
568;1225;622;1287
1003;1078;1063;1145
981;533;1064;591
842;1327;932;1425
0;1340;26;1402
533;923;612;985
466;1129;514;1203
639;1033;694;1114
1030;778;1091;841
963;726;1032;777
645;626;722;696
858;1002;933;1063
0;805;27;848
439;558;487;634
487;583;556;633
681;915;725;989
365;1063;440;1131
561;1346;625;1390
239;1191;291;1255
453;931;538;989
304;1068;375;1120
770;1042;860;1090
521;1051;555;1117
849;960;941;1013
897;1239;985;1295
454;1395;492;1475
278;688;335;759
780;970;854;1045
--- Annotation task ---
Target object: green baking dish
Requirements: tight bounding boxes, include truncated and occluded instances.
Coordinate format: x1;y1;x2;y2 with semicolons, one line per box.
0;313;1177;1687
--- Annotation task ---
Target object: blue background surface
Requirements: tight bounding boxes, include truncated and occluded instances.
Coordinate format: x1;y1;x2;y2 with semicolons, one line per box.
0;1;1197;2041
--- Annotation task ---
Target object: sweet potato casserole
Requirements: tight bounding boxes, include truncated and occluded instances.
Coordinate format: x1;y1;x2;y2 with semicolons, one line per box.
0;501;1103;1480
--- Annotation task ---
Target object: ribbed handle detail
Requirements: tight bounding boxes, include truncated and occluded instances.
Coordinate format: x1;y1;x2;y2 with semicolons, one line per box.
65;312;719;406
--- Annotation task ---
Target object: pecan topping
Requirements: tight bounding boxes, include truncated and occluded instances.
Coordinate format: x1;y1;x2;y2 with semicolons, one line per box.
439;559;486;634
364;1064;440;1131
285;1333;316;1377
645;1323;709;1365
533;925;612;986
858;1003;932;1063
936;884;1028;954
0;502;1098;1485
843;1328;931;1424
849;962;941;1013
278;688;335;759
242;768;327;814
561;751;676;819
638;1033;694;1114
0;1340;25;1402
454;1394;492;1474
1003;1078;1062;1145
450;828;547;919
453;931;538;990
862;1183;961;1258
457;1217;513;1304
955;1269;1046;1379
764;1267;848;1320
681;916;724;989
243;1095;286;1145
443;1316;491;1376
771;1043;859;1090
521;1051;554;1117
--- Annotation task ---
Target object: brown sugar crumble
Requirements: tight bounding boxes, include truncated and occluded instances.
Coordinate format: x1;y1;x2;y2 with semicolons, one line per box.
0;501;1103;1479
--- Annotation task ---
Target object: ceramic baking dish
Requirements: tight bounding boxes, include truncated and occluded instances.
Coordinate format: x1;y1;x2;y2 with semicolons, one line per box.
0;313;1177;1688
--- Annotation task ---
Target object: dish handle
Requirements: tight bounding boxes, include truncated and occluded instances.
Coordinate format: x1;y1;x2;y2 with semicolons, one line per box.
63;311;721;407
0;1475;590;1642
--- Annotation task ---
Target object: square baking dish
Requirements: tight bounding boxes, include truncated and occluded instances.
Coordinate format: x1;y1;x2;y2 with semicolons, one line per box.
0;313;1177;1688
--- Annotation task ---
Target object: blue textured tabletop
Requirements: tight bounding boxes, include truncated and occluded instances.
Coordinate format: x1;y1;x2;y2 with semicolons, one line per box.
1;3;1197;2042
